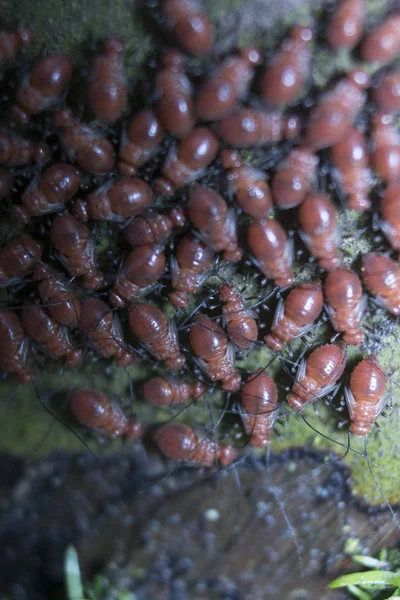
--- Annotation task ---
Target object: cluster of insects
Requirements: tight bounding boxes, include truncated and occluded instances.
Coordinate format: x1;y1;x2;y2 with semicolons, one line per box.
1;0;400;481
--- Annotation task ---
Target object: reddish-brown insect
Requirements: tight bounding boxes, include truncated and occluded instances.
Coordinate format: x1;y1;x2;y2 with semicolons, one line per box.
0;26;34;73
261;26;313;108
154;49;195;138
79;297;134;366
265;282;323;351
33;263;81;328
380;183;400;252
298;192;340;271
330;128;372;211
156;127;219;196
0;169;13;200
0;310;33;383
287;344;346;410
219;284;258;350
13;163;81;223
34;264;77;320
21;303;83;367
196;47;261;121
118;109;165;176
324;268;365;345
187;187;242;261
128;301;185;369
370;113;400;183
345;356;387;436
303;70;369;150
0;236;43;285
123;208;185;247
247;218;294;287
372;70;400;114
142;376;206;406
70;389;143;440
74;178;152;222
51;214;104;290
189;315;241;391
153;423;237;466
361;253;400;315
221;149;273;218
162;0;215;55
12;54;72;124
88;37;128;124
241;369;278;447
53;109;116;175
272;146;318;209
0;131;49;166
326;0;366;51
170;234;213;308
361;13;400;65
216;108;300;147
109;245;166;308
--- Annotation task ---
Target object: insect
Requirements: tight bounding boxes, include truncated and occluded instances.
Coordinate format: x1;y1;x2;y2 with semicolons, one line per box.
303;70;369;150
169;234;213;309
0;236;43;285
88;37;128;124
0;26;35;73
330;128;372;211
326;0;366;51
21;303;83;367
298;192;340;271
361;12;400;65
215;108;300;147
271;146;318;209
189;315;241;391
118;109;165;176
0;310;33;383
154;49;195;138
79;297;134;366
13;163;81;223
50;214;104;290
153;423;237;466
155;127;219;196
344;356;387;436
261;25;313;108
247;218;294;287
361;253;400;316
142;376;206;406
33;263;81;328
287;343;346;410
109;245;166;307
53;108;116;175
0;169;12;200
380;183;400;253
187;186;243;261
0;131;49;166
324;268;365;345
240;368;278;447
12;54;72;124
370;113;400;184
70;389;143;440
74;178;153;222
372;70;400;114
265;282;323;351
221;148;273;218
196;46;261;121
219;284;258;350
128;301;185;369
123;208;185;247
161;0;215;55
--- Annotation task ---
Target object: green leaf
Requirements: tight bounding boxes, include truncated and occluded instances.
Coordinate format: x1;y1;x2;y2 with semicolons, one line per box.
353;555;389;569
347;584;373;600
64;546;85;600
329;570;400;589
